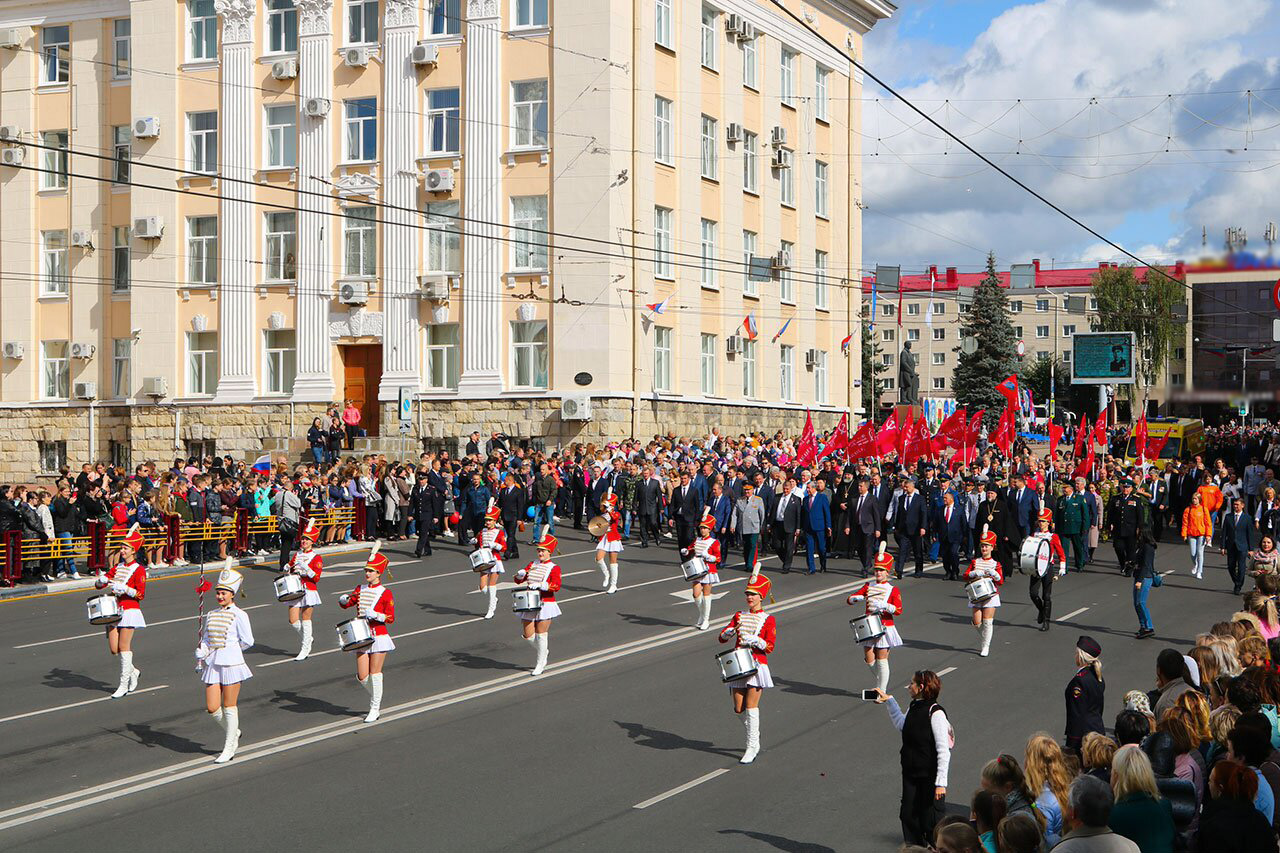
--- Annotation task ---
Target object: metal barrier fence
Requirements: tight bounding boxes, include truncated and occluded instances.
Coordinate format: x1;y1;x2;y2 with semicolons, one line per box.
0;498;367;587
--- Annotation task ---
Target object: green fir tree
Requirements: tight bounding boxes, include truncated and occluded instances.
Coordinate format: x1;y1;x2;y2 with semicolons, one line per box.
860;312;887;417
952;252;1019;427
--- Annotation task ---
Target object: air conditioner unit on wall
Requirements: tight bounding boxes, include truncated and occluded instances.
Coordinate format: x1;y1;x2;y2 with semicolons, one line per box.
725;122;743;144
70;342;96;359
772;248;792;270
418;276;450;300
338;280;370;305
141;376;167;397
74;381;97;400
771;148;792;170
805;348;820;368
133;216;164;239
133;117;160;138
0;29;23;50
770;126;787;147
726;335;744;356
71;229;94;248
2;342;25;359
344;47;370;67
411;43;438;66
302;97;331;117
0;124;21;142
271;58;298;80
0;148;25;167
561;394;593;421
424;168;454;192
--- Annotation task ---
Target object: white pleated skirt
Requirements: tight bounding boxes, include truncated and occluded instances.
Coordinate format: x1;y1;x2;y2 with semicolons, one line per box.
200;661;253;685
727;662;773;690
282;590;322;608
862;624;903;649
520;600;562;621
597;538;623;553
116;609;147;629
353;634;395;654
693;570;720;585
483;560;505;576
969;593;1002;609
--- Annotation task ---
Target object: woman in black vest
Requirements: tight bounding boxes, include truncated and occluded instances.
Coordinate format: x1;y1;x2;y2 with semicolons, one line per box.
875;669;953;846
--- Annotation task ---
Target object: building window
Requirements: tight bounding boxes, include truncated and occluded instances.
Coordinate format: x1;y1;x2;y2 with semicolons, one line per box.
264;329;297;395
779;240;794;302
1014;325;1023;338
1171;373;1184;386
700;5;717;69
187;112;218;173
1062;324;1076;337
741;338;757;397
815;66;829;121
342;206;376;278
653;326;672;392
742;230;757;297
654;0;672;48
38;441;68;473
814;160;828;218
113;226;130;293
778;149;794;206
1036;298;1049;312
424;324;459;390
881;329;895;342
742;130;758;193
882;304;895;317
113;19;131;78
933;376;946;390
113;125;131;183
346;0;378;44
189;0;217;60
959;303;970;314
1032;325;1048;338
700;219;717;289
1089;297;1098;311
511;80;548;149
264;211;297;281
1174;347;1186;360
515;0;548;28
511;320;548;389
425;88;460;154
40;131;69;190
186;331;217;395
814;350;828;404
41;341;70;399
882;354;894;366
267;0;298;53
425;201;460;272
1062;350;1072;363
815;250;828;310
109;440;130;470
932;327;945;341
344;98;377;162
907;328;920;342
780;345;794;401
265;105;297;168
932;352;945;366
780;47;796;107
883;377;896;390
428;0;461;36
112;338;131;397
740;35;756;89
511;195;548;271
907;303;920;316
700;115;717;180
1010;300;1022;313
41;230;68;296
185;438;217;459
41;25;70;84
1036;352;1049;363
654;96;673;165
700;333;717;395
653;206;673;278
187;216;218;285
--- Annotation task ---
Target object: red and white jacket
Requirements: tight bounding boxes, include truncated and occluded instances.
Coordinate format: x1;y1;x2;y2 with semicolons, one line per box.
514;561;562;601
963;558;1005;586
719;610;777;665
600;509;623;543
96;561;146;611
474;527;507;559
340;583;395;636
287;548;323;591
682;535;721;566
847;581;903;627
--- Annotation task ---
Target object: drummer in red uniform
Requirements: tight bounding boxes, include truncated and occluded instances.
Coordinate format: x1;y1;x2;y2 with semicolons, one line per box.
847;544;903;693
594;490;624;594
474;504;507;620
96;525;148;699
514;533;562;676
338;545;395;723
718;573;777;764
963;529;1004;657
283;519;323;660
1028;508;1068;632
681;513;721;630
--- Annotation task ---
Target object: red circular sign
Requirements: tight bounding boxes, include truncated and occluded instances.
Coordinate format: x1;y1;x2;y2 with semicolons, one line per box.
1272;278;1280;312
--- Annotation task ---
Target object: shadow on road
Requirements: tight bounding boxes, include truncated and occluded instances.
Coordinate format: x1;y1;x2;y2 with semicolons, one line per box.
417;602;474;617
42;668;109;693
270;689;354;717
616;611;685;628
615;720;739;757
123;724;210;755
774;678;857;699
717;828;836;852
246;644;293;658
448;650;523;671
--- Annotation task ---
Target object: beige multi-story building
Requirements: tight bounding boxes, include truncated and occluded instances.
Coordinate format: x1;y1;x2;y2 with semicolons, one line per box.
0;0;890;475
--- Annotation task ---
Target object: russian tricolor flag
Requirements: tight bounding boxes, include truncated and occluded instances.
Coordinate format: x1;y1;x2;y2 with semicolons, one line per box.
251;454;272;474
742;313;758;340
840;332;853;355
645;297;669;315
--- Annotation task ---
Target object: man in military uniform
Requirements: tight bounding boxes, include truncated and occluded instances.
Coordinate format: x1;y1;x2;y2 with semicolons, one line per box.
976;480;1018;573
1055;479;1089;574
1107;479;1143;576
1064;635;1105;758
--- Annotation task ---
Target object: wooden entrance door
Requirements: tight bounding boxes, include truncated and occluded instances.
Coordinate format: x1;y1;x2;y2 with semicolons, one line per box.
341;345;382;437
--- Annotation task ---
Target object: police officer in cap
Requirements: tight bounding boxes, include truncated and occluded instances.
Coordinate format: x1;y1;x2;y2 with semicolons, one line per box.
1107;479;1145;576
1064;635;1105;758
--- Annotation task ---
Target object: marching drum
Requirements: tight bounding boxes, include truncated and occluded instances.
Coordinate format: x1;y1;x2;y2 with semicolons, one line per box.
512;588;543;612
966;577;997;605
86;594;122;625
273;573;306;602
716;647;759;683
587;515;610;537
1019;538;1051;576
849;613;886;643
681;556;708;581
336;618;376;652
469;547;496;571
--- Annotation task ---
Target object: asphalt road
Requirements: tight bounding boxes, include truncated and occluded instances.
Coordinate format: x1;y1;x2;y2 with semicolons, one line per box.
0;525;1240;852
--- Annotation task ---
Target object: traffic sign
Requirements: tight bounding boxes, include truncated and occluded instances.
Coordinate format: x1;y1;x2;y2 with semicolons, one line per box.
397;386;413;426
1273;278;1280;312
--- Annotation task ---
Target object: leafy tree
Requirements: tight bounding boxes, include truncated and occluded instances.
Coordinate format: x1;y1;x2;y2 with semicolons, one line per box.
953;252;1019;427
860;313;887;417
1090;264;1185;400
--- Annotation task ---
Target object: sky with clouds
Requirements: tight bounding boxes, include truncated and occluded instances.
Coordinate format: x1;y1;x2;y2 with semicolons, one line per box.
860;0;1280;273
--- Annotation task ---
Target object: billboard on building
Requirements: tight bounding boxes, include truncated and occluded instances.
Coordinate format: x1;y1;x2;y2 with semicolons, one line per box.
1070;331;1136;385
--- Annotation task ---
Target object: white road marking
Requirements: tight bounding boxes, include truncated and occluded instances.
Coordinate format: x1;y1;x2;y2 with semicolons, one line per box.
1057;607;1090;622
0;685;169;725
668;578;744;604
463;569;594;594
935;666;958;677
0;580;855;831
633;769;731;809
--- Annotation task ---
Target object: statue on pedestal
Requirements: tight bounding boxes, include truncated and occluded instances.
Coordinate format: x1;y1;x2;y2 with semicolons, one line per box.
899;341;920;406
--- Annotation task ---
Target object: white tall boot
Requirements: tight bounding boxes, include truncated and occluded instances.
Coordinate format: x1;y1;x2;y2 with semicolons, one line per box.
127;652;140;693
740;708;760;764
698;594;712;630
111;651;132;699
692;594;704;628
980;618;993;657
596;559;609;590
974;621;984;655
485;585;498;619
876;659;891;693
525;635;537;669
532;633;549;676
294;621;313;661
358;675;372;699
607;562;619;594
215;707;239;763
290;620;303;639
364;673;383;723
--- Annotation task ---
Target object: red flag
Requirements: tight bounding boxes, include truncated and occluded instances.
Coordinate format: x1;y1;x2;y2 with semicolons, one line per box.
1133;417;1149;462
1072;418;1087;459
818;413;849;461
1146;430;1172;462
1092;410;1108;449
195;579;213;594
875;410;901;456
995;375;1019;406
993;405;1015;454
903;418;934;467
1071;442;1095;479
936;407;968;448
897;410;914;459
966;410;986;444
795;410;818;466
847;420;876;461
1048;423;1064;458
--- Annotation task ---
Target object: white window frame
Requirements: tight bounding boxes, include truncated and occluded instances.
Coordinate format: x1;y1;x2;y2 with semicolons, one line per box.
815;66;829;122
187;111;218;174
654;0;672;49
266;0;298;54
815;250;829;311
932;352;946;366
264;104;297;168
186;216;218;286
1036;298;1049;312
41;230;68;296
932;327;945;341
741;338;757;398
780;345;794;402
40;341;70;400
881;304;895;317
814;350;828;404
343;98;377;163
740;36;756;89
40;130;69;191
424;324;460;390
882;329;895;342
113;19;131;79
113;226;130;293
343;206;377;278
425;88;461;155
907;303;920;316
514;0;548;29
779;149;794;206
933;301;946;315
511;79;549;149
742;230;758;297
700;5;717;70
425;201;461;273
1036;325;1050;338
779;240;794;303
1063;324;1076;337
654;96;673;166
653;206;673;279
511;320;549;389
700;219;718;290
511;195;549;271
346;0;378;45
112;338;131;398
188;0;218;61
907;328;920;342
264;211;297;282
882;354;895;366
932;376;946;390
700;333;717;396
263;329;297;395
780;47;796;108
113;125;131;183
742;130;758;194
41;25;70;85
814;160;829;218
428;0;461;36
653;326;673;392
186;331;218;396
1010;300;1023;312
883;377;896;390
700;114;717;180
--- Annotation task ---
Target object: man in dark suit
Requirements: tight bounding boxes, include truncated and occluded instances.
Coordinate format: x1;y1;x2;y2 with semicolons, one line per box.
801;480;832;574
770;476;802;573
1220;497;1257;595
977;481;1019;574
849;477;882;577
832;471;857;559
497;473;526;560
1143;469;1168;542
635;465;663;547
411;471;443;557
870;473;893;531
669;470;702;552
893;478;928;579
707;483;734;550
1007;475;1040;573
932;489;967;580
754;472;776;525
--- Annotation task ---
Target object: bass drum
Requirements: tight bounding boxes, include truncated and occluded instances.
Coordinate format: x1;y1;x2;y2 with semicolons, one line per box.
1019;537;1050;576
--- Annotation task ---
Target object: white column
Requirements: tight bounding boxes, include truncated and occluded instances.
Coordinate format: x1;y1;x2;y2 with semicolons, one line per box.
291;0;336;400
377;0;421;400
456;0;503;395
214;0;258;401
